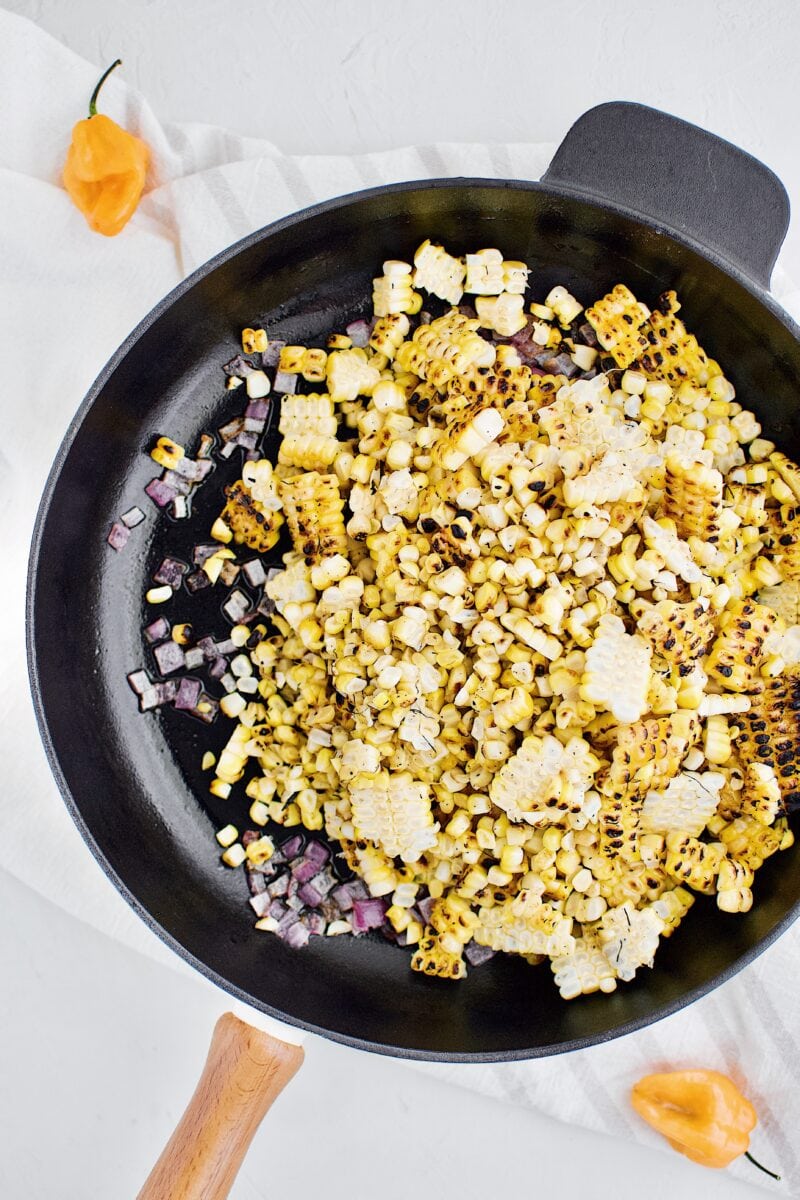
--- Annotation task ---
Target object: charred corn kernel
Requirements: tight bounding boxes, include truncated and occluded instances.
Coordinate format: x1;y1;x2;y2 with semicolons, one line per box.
150;436;184;469
201;751;216;771
249;800;270;826
373;260;420;317
215;824;239;848
704;714;731;764
220;692;246;718
209;778;231;800
413;240;465;305
241;327;267;354
221;843;246;867
245;835;275;866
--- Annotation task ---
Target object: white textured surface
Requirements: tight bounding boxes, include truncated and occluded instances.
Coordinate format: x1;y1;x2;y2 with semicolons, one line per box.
0;868;772;1200
3;3;799;1198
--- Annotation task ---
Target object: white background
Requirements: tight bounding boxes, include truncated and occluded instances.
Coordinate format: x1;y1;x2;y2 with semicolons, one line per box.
3;2;799;1198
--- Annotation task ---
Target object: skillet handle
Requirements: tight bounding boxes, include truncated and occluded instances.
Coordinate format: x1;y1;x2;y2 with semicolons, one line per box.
542;101;790;290
137;1013;303;1200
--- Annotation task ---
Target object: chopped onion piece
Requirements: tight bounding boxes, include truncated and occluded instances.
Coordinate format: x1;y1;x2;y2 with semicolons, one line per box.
241;560;267;587
154;641;186;675
262;340;286;368
144;478;178;508
183;647;204;669
273;370;298;394
107;522;130;551
143;616;170;644
223;590;251;623
126;669;151;695
346;319;370;348
174;677;202;710
120;506;145;528
350;898;388;934
153;557;188;588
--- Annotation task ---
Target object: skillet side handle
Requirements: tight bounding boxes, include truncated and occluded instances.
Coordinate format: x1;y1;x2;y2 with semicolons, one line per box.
542;101;790;290
137;1013;304;1200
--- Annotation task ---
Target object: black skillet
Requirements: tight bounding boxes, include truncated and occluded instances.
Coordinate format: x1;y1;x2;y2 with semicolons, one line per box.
28;102;800;1196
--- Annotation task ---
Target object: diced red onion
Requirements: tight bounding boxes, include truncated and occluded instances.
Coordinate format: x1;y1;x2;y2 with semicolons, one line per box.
297;881;323;907
577;321;599;347
416;895;436;926
304;840;331;866
247;871;268;896
285;893;304;912
223;354;258;377
282;922;310;949
418;311;432;326
241;560;267;587
127;669;151;695
198;636;220;660
107;522;130;551
120;506;145;528
174;677;202;709
273;370;298;394
539;351;579;378
249;892;272;918
266;874;290;899
223;590;251;623
457;304;477;319
342;879;369;903
233;430;259;451
244;448;260;462
186;570;211;593
350;898;388;934
464;940;496;967
214;638;237;655
183;647;204;669
153;557;188;588
345;319;370;348
218;441;237;459
171;495;189;519
220;672;237;693
155;681;178;704
269;898;289;921
331;884;354;913
193;543;218;566
143;617;170;644
262;341;285;368
145;478;178;508
207;657;228;680
138;687;161;712
281;835;305;859
154;640;186;675
244;417;266;434
291;857;321;885
160;470;193;497
171;457;206;481
245;400;269;421
303;912;327;936
311;871;336;900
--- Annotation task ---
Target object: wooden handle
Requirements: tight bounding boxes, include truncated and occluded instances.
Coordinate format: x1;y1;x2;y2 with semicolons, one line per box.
137;1013;304;1200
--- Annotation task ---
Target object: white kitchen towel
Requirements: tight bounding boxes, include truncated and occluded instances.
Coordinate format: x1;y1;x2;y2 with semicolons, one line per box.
2;10;799;1194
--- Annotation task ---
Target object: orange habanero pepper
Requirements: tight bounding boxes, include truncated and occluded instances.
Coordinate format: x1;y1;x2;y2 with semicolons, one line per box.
63;59;149;237
631;1069;778;1179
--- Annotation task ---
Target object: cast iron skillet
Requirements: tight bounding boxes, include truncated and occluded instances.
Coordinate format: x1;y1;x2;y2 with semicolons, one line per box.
27;104;800;1076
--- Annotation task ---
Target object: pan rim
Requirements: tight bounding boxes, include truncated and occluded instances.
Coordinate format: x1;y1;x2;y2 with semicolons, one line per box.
26;175;800;1062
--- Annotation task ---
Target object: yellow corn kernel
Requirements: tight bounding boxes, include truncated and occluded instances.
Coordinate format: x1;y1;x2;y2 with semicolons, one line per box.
150;436;184;469
242;327;268;354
